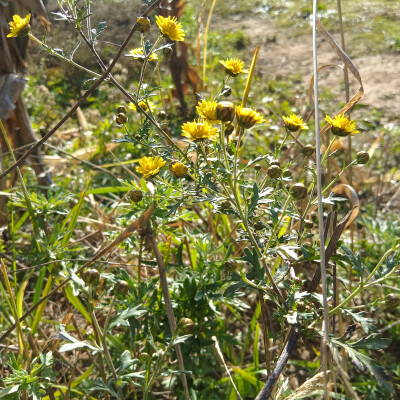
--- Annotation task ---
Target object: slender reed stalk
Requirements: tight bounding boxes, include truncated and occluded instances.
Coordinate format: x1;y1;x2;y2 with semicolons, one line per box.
312;2;330;399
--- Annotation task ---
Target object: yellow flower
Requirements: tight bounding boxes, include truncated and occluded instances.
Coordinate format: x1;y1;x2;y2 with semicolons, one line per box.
136;156;166;178
155;15;185;41
282;114;309;132
127;48;158;62
325;114;359;137
181;120;219;141
128;100;154;112
235;106;264;129
219;58;248;77
7;14;31;38
170;161;188;178
196;100;220;124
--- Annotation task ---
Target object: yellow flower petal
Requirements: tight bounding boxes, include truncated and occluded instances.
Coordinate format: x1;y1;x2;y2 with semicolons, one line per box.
181;119;219;141
136;156;166;179
7;14;31;38
155;15;185;42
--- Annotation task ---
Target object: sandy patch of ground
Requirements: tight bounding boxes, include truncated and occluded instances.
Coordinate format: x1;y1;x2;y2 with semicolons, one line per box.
217;16;400;116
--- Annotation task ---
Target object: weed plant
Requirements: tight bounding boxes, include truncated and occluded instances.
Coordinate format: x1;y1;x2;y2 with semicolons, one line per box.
0;1;399;399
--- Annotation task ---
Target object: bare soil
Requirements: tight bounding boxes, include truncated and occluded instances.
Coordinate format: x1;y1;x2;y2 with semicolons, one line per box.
217;16;400;116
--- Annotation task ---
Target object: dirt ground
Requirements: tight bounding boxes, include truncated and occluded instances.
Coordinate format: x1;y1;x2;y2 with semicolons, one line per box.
217;15;400;117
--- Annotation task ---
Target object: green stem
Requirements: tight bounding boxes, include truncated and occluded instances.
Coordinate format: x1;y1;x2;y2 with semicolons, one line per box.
29;34;101;78
329;244;399;315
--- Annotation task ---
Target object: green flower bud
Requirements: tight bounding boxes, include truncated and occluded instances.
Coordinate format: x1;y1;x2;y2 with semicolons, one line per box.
130;190;143;202
114;280;130;296
385;294;400;309
304;219;313;229
82;269;100;285
157;110;168;120
290;183;307;200
356;151;370;165
224;122;235;136
267;165;281;179
137;17;151;33
223;260;237;271
302;145;315;156
282;169;292;178
116;105;127;114
179;318;194;334
216;101;236;122
221;200;231;210
253;221;264;231
116;113;128;125
221;86;232;97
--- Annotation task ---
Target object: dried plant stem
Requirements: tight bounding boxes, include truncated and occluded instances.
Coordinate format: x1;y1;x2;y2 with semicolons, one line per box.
148;232;191;400
202;0;217;88
312;2;330;399
213;335;243;400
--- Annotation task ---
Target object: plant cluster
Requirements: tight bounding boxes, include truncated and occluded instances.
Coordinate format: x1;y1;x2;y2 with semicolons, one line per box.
0;0;399;399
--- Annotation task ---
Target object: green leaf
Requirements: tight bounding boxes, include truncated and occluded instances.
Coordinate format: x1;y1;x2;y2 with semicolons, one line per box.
224;281;247;297
331;338;393;393
351;333;391;350
109;305;147;329
344;310;376;334
247;183;259;216
0;385;19;399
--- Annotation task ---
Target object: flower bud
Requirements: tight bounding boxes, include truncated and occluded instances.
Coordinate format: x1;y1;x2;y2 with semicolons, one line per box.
282;169;292;178
356;151;370;165
270;160;280;167
216;101;236;122
224;122;235;136
116;105;127;114
385;294;400;309
290;183;307;200
254;164;261;171
158;110;168;120
253;221;264;231
221;86;232;97
304;219;313;229
114;280;130;296
302;145;315;157
116;113;128;125
137;17;151;33
267;165;281;179
170;161;188;178
179;318;194;334
162;46;173;60
223;260;237;271
130;190;143;202
221;200;231;210
82;269;100;285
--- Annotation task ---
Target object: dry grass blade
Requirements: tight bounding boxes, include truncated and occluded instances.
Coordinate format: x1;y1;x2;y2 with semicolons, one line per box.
284;371;330;400
0;205;154;344
315;18;364;137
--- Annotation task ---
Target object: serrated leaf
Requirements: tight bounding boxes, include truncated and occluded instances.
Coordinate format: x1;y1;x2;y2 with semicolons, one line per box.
344;310;376;334
224;281;247;297
331;338;393;393
172;334;192;345
109;305;146;329
351;333;391;350
247;183;259;216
